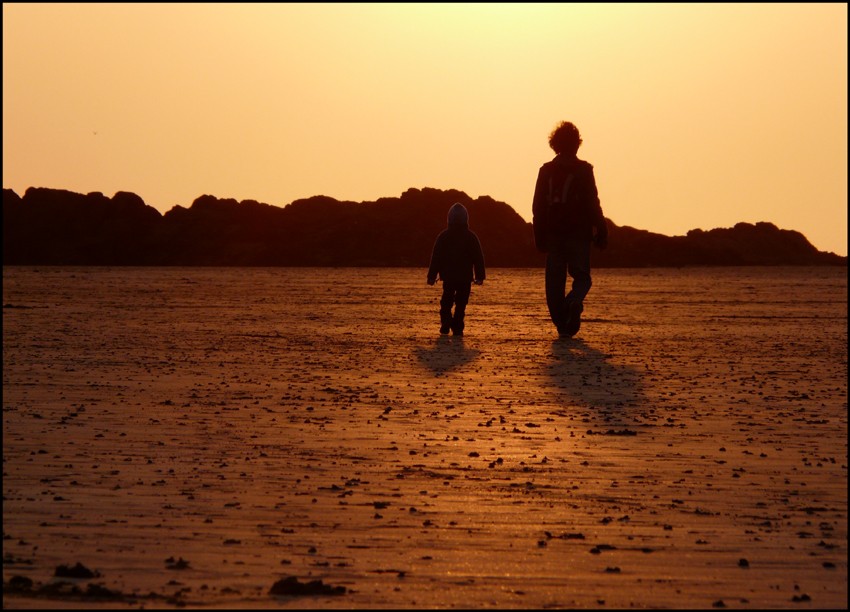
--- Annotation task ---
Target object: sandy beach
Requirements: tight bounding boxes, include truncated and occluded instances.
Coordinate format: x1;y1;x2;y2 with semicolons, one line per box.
2;266;847;609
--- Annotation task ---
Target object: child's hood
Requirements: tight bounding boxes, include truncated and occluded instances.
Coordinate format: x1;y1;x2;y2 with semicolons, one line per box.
447;203;469;227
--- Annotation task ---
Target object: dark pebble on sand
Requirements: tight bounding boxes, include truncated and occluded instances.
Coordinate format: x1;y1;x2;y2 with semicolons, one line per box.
269;576;346;597
7;575;34;590
165;557;190;570
55;562;98;578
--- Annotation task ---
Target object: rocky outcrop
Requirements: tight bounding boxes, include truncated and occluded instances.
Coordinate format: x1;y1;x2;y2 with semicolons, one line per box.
3;187;845;267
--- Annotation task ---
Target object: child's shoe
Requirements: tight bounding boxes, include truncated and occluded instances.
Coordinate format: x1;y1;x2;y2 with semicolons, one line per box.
451;316;464;336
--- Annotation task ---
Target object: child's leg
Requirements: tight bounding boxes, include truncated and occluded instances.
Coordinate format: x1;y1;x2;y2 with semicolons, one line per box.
439;283;455;333
451;282;472;334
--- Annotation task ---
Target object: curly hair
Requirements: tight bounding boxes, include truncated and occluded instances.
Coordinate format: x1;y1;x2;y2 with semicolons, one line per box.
548;121;582;155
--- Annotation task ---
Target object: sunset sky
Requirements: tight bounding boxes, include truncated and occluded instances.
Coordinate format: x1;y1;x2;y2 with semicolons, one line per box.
3;3;847;256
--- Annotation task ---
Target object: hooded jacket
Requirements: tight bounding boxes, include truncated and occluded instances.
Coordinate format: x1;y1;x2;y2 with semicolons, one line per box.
427;203;486;284
532;154;607;251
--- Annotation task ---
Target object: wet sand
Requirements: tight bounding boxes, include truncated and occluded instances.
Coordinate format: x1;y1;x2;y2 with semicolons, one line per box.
2;266;847;609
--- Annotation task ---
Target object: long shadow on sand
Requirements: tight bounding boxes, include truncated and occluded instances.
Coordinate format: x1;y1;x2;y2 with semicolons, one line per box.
414;335;481;376
547;338;644;410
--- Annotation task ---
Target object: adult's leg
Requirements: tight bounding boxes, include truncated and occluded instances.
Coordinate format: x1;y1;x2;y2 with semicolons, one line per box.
563;238;593;336
564;238;593;303
545;250;569;329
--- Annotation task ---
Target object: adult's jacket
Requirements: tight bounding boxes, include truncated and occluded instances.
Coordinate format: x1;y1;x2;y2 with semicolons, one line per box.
532;154;607;251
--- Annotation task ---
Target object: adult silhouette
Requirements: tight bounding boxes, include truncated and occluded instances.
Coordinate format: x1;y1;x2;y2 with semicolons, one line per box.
532;121;608;338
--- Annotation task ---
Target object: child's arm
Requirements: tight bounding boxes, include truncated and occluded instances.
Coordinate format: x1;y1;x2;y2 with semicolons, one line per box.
472;234;485;284
427;235;442;285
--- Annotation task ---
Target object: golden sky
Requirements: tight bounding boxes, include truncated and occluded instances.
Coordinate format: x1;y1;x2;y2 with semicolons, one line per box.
3;3;847;256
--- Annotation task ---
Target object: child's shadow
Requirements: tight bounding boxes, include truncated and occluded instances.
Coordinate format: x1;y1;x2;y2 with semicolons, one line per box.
414;335;480;376
548;338;644;410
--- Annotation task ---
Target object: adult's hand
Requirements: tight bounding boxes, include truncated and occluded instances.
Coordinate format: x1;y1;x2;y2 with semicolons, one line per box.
594;234;608;250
